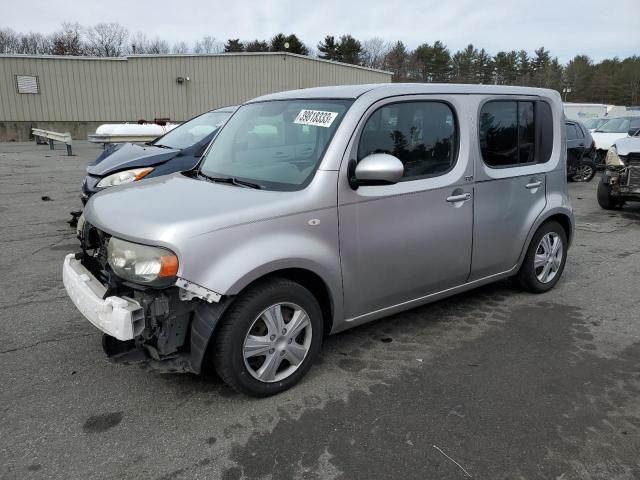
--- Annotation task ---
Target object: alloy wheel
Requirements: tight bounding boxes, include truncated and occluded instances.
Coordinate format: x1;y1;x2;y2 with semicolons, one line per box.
534;232;563;283
242;302;312;383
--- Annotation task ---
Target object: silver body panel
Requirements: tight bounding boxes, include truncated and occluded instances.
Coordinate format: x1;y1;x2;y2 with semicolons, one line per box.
83;83;573;335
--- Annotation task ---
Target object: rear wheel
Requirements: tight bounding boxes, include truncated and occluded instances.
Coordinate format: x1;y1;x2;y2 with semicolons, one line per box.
212;278;323;397
572;159;596;182
517;221;567;293
597;178;621;210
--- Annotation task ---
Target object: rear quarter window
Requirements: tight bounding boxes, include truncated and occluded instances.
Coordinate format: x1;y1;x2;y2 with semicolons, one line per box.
480;99;553;167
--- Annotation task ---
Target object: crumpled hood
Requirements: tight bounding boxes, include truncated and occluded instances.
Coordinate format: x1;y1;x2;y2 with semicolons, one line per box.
613;136;640;157
86;142;180;176
84;173;301;245
592;132;630;151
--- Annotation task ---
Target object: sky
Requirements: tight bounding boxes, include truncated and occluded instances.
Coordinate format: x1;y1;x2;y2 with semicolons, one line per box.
2;0;639;63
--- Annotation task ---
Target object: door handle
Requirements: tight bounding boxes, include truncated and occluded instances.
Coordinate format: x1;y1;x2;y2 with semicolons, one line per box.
525;181;542;189
446;193;471;203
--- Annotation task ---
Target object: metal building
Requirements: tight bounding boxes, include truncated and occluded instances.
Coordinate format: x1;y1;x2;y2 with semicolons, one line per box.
0;53;391;141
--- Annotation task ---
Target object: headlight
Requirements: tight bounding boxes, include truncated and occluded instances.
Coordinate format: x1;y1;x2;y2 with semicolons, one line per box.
76;212;86;238
107;237;178;286
605;146;626;167
96;167;154;188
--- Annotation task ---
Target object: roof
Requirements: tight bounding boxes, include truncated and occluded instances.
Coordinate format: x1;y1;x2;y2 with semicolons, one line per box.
0;52;392;75
250;83;561;102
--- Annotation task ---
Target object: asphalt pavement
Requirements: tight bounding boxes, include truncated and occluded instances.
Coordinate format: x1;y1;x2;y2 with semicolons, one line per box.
1;141;639;479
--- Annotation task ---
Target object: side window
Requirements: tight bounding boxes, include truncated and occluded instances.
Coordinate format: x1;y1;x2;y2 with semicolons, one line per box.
357;101;457;180
565;124;579;140
480;100;552;167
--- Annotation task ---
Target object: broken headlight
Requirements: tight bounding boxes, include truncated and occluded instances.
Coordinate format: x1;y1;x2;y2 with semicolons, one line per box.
605;146;626;167
107;237;178;286
96;167;154;188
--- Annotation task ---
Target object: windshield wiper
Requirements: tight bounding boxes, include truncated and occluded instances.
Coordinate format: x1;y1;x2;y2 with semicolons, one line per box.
198;172;262;189
153;143;174;149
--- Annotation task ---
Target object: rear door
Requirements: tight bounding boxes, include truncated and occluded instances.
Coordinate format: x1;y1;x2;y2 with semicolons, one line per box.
565;122;583;173
470;98;554;281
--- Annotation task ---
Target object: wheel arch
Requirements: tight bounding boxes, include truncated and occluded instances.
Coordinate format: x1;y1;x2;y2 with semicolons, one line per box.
516;208;574;271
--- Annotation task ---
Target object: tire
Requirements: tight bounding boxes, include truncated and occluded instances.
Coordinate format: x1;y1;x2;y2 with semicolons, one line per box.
212;278;323;397
597;179;621;210
572;159;596;182
517;221;568;294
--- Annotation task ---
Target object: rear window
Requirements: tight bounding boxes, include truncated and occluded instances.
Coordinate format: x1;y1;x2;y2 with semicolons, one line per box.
566;123;581;140
480;100;553;167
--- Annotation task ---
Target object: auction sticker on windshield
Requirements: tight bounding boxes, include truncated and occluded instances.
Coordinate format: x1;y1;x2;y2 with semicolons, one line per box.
294;110;338;128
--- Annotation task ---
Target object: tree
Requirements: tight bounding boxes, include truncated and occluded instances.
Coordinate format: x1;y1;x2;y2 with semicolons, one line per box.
565;55;594;102
85;22;128;57
451;44;479;83
493;51;518;85
384;41;409;82
0;29;20;53
245;40;269;52
224;39;244;52
270;33;308;55
336;35;362;65
361;37;390;70
17;32;52;54
476;48;493;84
50;23;85;56
172;41;189;54
516;50;531;85
193;36;222;54
317;35;339;61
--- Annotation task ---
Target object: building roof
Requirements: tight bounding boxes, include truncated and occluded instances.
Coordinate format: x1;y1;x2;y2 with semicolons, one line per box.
0;51;392;75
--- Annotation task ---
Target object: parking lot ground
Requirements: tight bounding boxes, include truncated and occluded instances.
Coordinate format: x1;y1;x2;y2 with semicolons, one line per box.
1;140;640;480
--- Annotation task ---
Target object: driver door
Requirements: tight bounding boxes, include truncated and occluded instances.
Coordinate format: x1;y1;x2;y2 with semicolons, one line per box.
337;96;474;321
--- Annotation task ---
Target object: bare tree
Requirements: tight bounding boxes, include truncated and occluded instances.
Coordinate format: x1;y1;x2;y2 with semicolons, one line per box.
0;28;20;53
147;38;170;54
193;36;222;54
361;37;391;70
18;32;52;54
50;22;85;56
86;22;128;57
172;41;189;54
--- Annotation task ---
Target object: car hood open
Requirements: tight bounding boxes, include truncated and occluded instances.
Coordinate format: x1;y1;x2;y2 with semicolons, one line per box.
84;173;303;245
86;143;180;176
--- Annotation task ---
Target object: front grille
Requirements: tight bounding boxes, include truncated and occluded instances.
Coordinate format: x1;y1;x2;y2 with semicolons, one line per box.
628;167;640;189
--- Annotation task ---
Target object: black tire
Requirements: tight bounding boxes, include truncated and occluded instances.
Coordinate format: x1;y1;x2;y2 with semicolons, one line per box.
212;278;323;397
572;159;596;182
597;178;621;210
517;221;568;294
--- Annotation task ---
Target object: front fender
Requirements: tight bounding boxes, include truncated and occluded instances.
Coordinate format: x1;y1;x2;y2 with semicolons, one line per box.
177;207;343;321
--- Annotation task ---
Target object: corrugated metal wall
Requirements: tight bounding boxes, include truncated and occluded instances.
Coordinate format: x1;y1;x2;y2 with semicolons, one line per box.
0;53;391;122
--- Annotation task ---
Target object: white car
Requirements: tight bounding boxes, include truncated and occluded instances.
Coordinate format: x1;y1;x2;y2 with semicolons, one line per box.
598;131;640;209
592;116;640;166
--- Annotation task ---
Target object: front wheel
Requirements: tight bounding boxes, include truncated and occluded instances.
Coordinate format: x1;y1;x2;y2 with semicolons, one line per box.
211;278;323;397
517;221;568;293
597;179;621;210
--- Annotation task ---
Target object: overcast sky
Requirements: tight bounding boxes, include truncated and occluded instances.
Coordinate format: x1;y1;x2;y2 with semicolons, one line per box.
2;0;639;63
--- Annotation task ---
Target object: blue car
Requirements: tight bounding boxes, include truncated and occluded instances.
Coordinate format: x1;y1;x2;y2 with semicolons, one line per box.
80;105;237;204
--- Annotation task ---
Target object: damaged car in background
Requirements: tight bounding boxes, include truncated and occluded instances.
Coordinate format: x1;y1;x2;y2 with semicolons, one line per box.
63;84;573;397
598;129;640;209
79;105;236;204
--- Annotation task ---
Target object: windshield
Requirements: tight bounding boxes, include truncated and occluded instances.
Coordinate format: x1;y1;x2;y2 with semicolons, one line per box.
199;99;352;190
597;118;631;133
155;111;232;150
583;118;606;129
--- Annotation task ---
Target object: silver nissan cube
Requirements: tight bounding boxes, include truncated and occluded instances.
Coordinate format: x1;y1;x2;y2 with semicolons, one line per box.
63;83;573;396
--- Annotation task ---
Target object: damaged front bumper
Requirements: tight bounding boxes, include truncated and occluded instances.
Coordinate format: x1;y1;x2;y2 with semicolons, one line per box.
62;251;229;374
63;254;145;340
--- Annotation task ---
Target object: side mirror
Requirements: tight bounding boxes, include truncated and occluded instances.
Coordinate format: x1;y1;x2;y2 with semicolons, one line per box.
349;153;404;189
